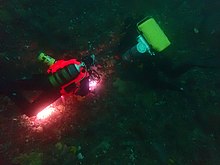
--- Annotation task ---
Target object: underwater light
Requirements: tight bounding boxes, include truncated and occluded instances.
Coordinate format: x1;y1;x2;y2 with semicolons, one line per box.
89;79;98;91
36;104;56;120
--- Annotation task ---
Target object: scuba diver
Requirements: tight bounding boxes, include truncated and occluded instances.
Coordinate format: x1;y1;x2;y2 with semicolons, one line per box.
116;16;217;91
0;53;100;117
0;17;218;117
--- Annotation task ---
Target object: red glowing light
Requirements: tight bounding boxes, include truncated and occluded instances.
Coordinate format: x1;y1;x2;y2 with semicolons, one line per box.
36;105;55;120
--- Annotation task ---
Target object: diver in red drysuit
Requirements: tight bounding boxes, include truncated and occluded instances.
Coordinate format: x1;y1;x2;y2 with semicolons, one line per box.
0;53;97;117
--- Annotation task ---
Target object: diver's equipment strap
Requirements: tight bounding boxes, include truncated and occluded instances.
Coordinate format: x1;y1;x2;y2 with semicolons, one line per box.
49;64;80;87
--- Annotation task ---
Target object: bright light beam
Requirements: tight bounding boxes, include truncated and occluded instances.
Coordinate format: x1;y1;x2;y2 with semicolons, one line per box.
36;105;55;120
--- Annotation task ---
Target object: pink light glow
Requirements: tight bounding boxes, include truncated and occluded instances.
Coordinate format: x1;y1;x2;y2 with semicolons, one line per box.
36;105;55;120
89;80;98;91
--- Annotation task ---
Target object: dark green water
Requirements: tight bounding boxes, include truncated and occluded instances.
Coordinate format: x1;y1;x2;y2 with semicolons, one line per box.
0;0;219;164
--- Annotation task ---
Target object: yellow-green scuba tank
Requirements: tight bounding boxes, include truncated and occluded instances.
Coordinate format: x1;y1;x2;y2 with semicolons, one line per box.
137;17;171;52
38;52;56;66
122;17;171;62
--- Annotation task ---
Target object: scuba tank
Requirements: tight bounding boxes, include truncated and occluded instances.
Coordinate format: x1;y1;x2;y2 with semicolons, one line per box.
122;17;171;62
38;52;56;66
